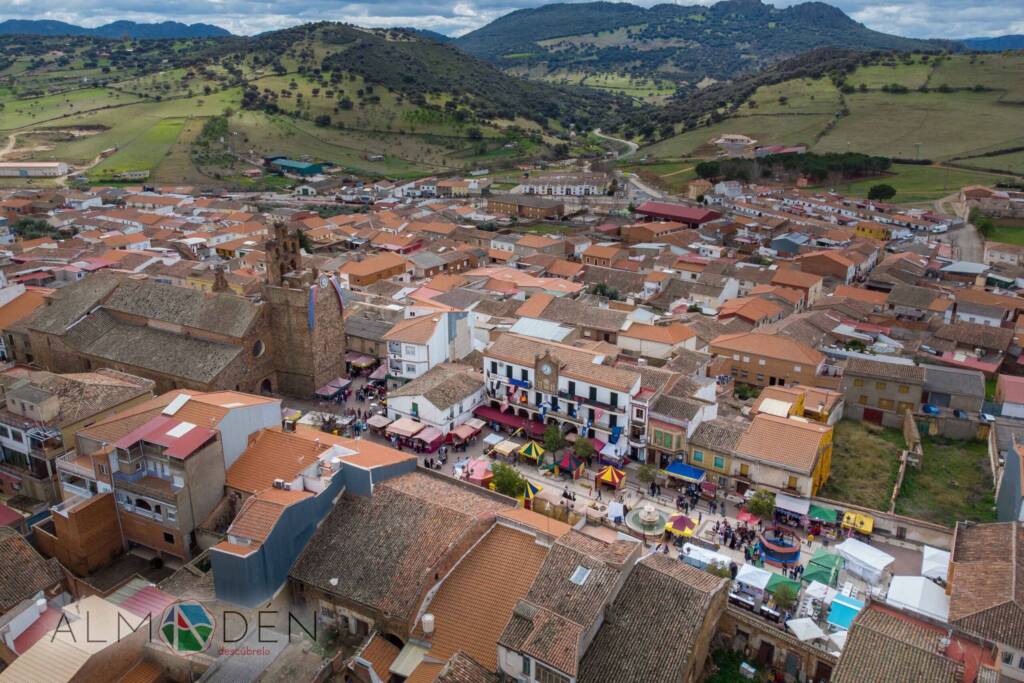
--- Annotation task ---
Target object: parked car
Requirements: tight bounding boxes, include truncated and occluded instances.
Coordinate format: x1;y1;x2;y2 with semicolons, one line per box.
922;404;941;415
980;412;996;423
953;409;968;419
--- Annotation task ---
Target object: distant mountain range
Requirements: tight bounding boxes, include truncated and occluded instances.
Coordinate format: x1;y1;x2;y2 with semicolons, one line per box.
453;0;958;84
959;35;1024;51
0;19;231;39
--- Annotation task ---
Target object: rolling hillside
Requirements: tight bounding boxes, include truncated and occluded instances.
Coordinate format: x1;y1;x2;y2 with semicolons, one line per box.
454;0;955;90
0;19;230;39
0;24;636;185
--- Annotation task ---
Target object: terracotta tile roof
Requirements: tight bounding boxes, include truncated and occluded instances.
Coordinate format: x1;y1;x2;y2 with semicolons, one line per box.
844;357;925;383
620;322;695;345
225;428;335;493
225;488;313;546
936;321;1014;351
711;332;824;365
516;234;559;249
833;606;963;683
735;414;831;474
515;293;554;319
355;634;400;681
582;245;625;260
832;285;887;306
771;268;822;289
689;419;746;453
576;555;726;683
0;288;47;331
718;296;783;323
997;374;1024;405
546;260;583;278
388;363;484;411
949;521;1024;649
496;508;572;538
117;659;164;683
76;390;195;445
486;333;639;392
409;524;547;676
0;528;63;612
433;652;500;683
290;471;513;624
340;252;410;277
426;274;468;292
384;315;441;344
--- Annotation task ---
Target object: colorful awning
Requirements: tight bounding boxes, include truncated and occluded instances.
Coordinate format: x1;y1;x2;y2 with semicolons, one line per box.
597;465;625;487
519;441;545;460
524;480;542;500
663;460;705;483
808;504;838;524
665;514;696;537
386;417;424;438
473;405;545;438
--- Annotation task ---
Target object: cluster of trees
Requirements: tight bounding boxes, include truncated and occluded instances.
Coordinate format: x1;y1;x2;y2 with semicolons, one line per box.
696;152;891;184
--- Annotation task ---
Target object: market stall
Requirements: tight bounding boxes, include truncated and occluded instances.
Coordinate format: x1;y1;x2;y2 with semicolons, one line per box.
758;525;802;567
920;546;950;582
841;511;874;538
386;417;424;440
414;426;444;453
345;352;378;372
835;538;894;585
827;594;863;631
665;514;696;537
885;576;950;622
368;365;388;383
737;510;761;526
366;414;392;432
595;465;625;490
523;480;542;509
680;543;732;572
450;423;477;444
314;377;352;401
491;440;521;460
599;441;624;467
802;549;844;587
775;493;811;527
732;564;773;611
466;458;493;488
786;618;827;643
662;460;706;485
556;452;585;480
767;573;802;601
518;441;545;463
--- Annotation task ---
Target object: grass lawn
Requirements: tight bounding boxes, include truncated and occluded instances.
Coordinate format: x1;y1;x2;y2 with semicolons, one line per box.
986;217;1024;245
644;111;834;158
956;149;1024;175
894;436;997;526
835;164;1015;204
818;420;903;511
619;159;699;194
847;58;934;90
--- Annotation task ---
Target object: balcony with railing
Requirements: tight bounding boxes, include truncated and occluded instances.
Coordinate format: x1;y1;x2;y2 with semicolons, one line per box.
58;474;97;501
51;493;87;518
56;451;95;479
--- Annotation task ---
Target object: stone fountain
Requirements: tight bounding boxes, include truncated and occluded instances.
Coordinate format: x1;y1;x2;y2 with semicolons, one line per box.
625;503;668;535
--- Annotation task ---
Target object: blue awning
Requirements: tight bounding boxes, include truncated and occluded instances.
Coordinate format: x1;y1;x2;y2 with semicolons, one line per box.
509;378;531;389
609;425;622;444
663;461;706;483
827;594;864;630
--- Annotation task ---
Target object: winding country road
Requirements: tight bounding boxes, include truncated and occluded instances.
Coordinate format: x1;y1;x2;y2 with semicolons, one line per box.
593;129;639;160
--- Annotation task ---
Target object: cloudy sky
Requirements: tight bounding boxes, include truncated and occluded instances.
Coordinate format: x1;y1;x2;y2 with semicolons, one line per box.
2;0;1022;39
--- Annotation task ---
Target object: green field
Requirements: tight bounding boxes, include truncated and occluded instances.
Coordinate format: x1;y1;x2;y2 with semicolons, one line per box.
0;88;144;130
846;58;934;90
894;437;996;526
91;118;187;179
955;150;1024;175
619;159;699;194
834;163;1015;204
645;111;833;157
986;218;1024;246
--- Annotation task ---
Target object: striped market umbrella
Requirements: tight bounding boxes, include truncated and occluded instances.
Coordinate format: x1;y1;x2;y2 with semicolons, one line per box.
523;480;542;501
665;514;697;537
596;465;626;488
519;441;545;461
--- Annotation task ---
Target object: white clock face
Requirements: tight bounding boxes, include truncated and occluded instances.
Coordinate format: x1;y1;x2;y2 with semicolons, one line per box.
541;363;553;376
319;275;330;289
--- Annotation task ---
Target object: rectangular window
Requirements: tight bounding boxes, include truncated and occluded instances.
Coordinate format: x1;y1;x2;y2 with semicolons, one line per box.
609;392;618;408
490;361;497;374
568;381;576;396
787;476;798;489
875;382;886;391
522;656;531;675
858;395;868;405
163;532;175;544
0;426;8;438
589;386;597;401
405;345;415;355
521;369;529;382
9;431;21;443
879;398;894;410
167;507;177;523
898;385;909;394
742;355;750;363
411;402;419;416
740;463;750;476
758;359;766;366
854;378;864;387
692;451;704;463
793;365;802;373
98;463;108;475
714;456;725;469
756;374;764;383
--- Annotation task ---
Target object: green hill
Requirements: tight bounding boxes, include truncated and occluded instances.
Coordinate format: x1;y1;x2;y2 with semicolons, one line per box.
454;0;955;91
0;24;637;185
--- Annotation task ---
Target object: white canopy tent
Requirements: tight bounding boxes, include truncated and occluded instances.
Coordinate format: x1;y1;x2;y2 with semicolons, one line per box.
829;630;848;651
736;564;773;593
835;538;895;585
786;618;827;643
885;576;950;622
775;493;811;516
805;580;838;603
920;546;950;581
680;543;732;571
606;501;625;523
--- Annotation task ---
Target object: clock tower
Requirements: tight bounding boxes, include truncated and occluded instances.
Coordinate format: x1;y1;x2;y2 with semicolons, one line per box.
534;350;559;395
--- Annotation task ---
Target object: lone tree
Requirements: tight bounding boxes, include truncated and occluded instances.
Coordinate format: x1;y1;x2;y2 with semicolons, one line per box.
543;424;566;456
773;583;798;611
574;437;595;464
867;183;896;200
637;463;658;486
746;489;776;520
491;462;527;498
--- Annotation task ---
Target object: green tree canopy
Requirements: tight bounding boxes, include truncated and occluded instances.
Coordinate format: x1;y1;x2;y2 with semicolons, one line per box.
543;424;566;454
867;183;896;200
491;462;527;498
746;489;776;520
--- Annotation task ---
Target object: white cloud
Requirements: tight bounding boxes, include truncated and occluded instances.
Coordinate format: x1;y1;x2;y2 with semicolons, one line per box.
0;0;1021;38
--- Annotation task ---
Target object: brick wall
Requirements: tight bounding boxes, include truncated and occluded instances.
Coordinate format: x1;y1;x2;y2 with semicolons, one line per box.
33;493;124;575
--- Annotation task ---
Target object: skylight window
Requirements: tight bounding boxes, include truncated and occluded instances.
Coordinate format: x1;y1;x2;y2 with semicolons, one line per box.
569;566;591;586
